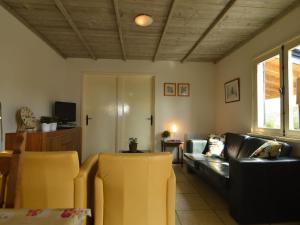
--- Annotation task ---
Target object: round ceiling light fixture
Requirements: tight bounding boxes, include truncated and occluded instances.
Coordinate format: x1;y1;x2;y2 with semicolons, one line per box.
134;14;153;27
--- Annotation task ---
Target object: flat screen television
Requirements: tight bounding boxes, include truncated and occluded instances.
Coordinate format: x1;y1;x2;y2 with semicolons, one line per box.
54;101;76;123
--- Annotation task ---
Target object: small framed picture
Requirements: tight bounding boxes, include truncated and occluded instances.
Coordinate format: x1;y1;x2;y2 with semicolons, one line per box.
224;78;240;103
177;83;190;97
164;83;176;96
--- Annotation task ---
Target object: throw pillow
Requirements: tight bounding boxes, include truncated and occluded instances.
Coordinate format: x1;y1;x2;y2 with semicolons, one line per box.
206;134;225;158
250;140;282;159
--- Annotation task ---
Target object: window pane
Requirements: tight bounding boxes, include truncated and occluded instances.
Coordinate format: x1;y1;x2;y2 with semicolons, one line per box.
288;45;300;130
257;55;281;129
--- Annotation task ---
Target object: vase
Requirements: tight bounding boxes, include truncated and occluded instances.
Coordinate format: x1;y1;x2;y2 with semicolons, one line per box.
129;143;138;152
50;122;57;131
41;123;51;132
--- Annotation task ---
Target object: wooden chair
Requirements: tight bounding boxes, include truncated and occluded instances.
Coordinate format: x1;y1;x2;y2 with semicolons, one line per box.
0;151;12;207
0;132;26;208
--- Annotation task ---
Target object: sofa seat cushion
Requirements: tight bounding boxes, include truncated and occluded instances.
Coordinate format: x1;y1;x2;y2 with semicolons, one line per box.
184;153;229;177
184;153;226;164
195;160;229;196
196;160;229;179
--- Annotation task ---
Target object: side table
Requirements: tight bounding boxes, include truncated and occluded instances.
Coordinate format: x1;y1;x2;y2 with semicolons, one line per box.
161;140;184;165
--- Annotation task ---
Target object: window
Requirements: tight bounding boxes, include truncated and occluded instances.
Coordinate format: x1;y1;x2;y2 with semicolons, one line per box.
257;54;281;129
253;37;300;138
287;44;300;131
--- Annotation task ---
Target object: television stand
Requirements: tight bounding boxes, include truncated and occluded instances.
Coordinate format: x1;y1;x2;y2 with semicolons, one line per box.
5;127;82;162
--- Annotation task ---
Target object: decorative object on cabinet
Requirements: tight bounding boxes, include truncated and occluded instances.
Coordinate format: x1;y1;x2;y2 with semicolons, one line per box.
40;116;58;132
164;83;176;96
16;107;37;132
224;78;240;103
177;83;190;96
5;127;82;162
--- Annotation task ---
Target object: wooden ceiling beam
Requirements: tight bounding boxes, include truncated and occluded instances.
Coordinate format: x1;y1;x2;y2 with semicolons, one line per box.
181;0;237;63
0;0;65;58
215;1;300;64
53;0;96;59
152;0;177;62
112;0;127;61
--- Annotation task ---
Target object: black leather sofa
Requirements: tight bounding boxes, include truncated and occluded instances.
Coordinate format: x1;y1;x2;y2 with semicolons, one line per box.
184;133;300;224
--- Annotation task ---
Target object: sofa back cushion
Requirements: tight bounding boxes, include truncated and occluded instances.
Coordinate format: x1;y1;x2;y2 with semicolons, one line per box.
237;137;266;159
279;142;292;156
224;133;248;160
237;137;292;159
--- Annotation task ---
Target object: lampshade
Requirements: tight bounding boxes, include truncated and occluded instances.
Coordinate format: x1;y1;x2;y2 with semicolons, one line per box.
297;78;300;105
171;124;177;133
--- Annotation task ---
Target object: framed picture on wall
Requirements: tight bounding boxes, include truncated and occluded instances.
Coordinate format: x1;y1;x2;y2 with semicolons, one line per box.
224;78;240;103
164;83;176;96
177;83;190;97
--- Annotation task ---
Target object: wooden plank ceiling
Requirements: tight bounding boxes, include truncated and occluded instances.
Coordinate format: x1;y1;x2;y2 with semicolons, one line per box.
0;0;299;62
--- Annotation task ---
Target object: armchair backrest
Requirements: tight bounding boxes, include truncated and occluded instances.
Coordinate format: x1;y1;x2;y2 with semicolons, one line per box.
17;151;79;208
96;153;174;225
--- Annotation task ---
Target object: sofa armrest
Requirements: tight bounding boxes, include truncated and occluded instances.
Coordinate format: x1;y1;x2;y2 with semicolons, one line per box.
186;139;207;154
167;169;176;225
229;157;300;224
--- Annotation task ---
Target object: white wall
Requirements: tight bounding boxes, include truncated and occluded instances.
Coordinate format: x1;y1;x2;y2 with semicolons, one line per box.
65;59;216;157
215;6;300;155
0;3;217;158
0;6;68;148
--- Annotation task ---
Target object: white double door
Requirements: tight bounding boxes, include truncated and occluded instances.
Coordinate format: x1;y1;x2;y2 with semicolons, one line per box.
83;75;154;158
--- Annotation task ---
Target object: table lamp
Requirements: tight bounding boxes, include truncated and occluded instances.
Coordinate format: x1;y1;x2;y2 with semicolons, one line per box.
171;124;177;140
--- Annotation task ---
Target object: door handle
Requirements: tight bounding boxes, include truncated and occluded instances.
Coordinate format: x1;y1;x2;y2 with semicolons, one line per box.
146;115;153;126
86;115;93;126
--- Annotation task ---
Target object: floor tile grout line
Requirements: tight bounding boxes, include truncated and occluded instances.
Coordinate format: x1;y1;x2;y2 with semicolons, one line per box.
180;165;216;211
212;209;229;225
176;164;232;224
175;210;183;225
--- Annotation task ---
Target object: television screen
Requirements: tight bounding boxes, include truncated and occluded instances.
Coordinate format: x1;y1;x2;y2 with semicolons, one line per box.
54;101;76;123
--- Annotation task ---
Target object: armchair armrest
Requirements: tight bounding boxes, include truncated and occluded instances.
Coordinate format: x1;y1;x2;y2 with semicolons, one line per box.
186;139;207;154
75;154;99;208
229;157;300;224
94;175;104;225
75;154;98;225
167;169;176;225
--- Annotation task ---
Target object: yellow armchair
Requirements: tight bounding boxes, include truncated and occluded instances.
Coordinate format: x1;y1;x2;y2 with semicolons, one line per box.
94;152;176;225
15;151;98;210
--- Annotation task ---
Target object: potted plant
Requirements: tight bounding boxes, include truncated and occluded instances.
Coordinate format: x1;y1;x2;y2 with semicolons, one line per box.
40;116;52;132
161;130;171;141
50;116;59;131
129;137;138;152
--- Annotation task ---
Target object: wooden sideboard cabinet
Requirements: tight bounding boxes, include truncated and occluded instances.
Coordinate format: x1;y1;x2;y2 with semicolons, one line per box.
5;127;82;162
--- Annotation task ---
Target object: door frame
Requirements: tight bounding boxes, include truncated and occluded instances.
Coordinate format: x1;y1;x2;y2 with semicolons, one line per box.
81;72;155;160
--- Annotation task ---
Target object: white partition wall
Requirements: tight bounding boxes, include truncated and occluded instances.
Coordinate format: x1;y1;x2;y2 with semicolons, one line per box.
82;75;154;158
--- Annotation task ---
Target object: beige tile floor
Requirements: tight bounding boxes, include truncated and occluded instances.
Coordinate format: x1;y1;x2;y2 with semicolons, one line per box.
173;164;300;225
